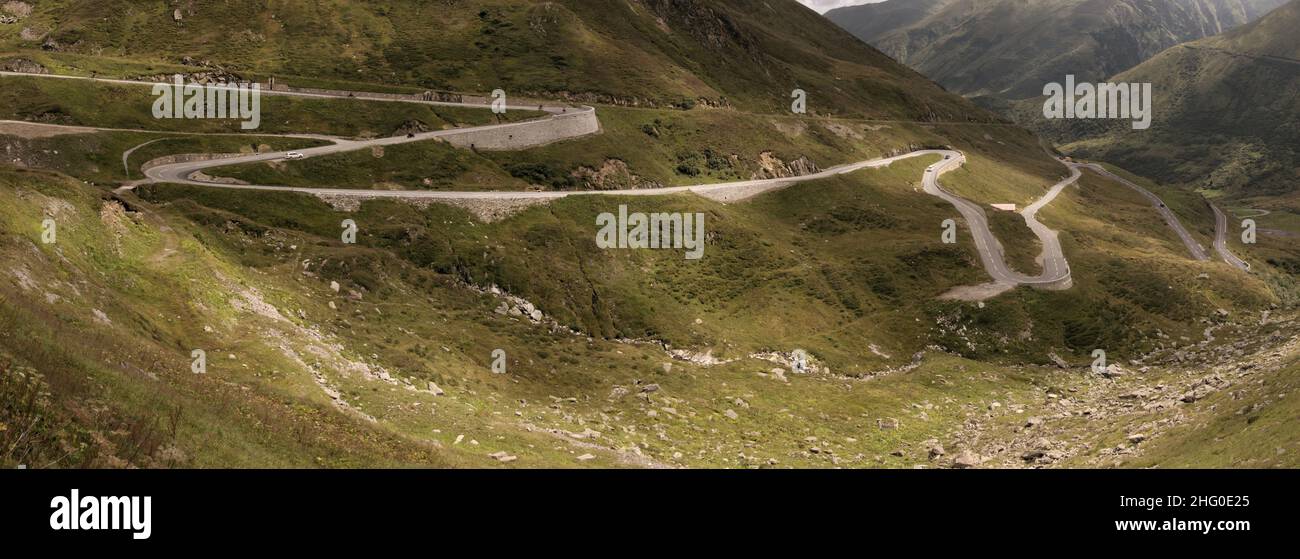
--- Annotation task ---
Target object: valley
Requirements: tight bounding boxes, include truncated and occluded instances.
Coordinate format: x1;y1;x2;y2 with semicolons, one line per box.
0;0;1294;473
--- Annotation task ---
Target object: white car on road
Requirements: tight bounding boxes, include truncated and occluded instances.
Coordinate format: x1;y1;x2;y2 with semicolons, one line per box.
285;152;305;160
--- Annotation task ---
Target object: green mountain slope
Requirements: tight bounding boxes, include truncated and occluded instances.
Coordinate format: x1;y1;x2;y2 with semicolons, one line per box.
1;0;1297;470
0;0;990;121
1042;0;1300;197
4;139;1290;468
827;0;1285;99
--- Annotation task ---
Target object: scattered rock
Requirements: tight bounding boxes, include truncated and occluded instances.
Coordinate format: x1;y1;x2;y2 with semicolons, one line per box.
569;158;662;190
952;450;980;469
1121;388;1152;400
567;428;601;440
925;440;945;460
1100;364;1127;378
1181;383;1218;403
488;451;517;463
1047;352;1069;369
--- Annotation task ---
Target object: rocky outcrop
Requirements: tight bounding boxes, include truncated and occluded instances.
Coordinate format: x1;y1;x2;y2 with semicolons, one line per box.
642;0;761;59
133;57;245;84
0;57;46;74
751;151;821;180
569;159;662;190
1;1;29;23
3;1;32;19
135;69;245;85
391;119;433;137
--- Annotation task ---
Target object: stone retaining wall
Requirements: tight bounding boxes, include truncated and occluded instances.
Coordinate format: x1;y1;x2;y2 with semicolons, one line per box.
140;152;248;173
439;111;600;150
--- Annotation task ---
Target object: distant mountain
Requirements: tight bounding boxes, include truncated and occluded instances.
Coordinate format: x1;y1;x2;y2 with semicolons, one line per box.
1045;0;1300;196
823;0;949;44
826;0;1287;99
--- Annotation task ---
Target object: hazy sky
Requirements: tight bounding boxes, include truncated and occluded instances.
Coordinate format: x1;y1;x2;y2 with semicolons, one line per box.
796;0;881;14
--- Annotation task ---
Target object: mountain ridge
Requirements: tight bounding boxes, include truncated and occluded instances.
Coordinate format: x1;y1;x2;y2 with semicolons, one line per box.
1041;0;1300;197
0;0;994;122
827;0;1287;99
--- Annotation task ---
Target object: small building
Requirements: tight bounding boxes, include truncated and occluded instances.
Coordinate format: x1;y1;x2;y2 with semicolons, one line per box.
991;203;1018;212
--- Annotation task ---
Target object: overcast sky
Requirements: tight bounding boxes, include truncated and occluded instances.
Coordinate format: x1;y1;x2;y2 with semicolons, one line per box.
796;0;882;14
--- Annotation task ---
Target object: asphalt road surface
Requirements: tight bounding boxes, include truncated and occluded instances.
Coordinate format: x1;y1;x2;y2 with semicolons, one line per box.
922;154;1075;288
1211;204;1252;271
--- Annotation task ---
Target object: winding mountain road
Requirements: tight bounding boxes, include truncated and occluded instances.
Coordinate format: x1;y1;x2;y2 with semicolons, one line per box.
1211;204;1251;271
922;153;1076;288
152;143;1079;290
1076;163;1210;261
0;68;1179;291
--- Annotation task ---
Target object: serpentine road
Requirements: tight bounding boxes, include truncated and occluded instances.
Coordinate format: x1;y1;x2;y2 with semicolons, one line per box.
1079;162;1251;271
2;69;1228;288
1211;204;1251;271
150;143;1075;288
1076;163;1209;261
922;153;1076;288
151;143;1078;289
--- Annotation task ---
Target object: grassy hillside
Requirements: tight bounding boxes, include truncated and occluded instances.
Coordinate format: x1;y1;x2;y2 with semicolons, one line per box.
137;141;1281;371
0;0;991;121
1026;1;1300;199
3;137;1289;469
0;74;540;136
1;0;1296;470
0;167;453;467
